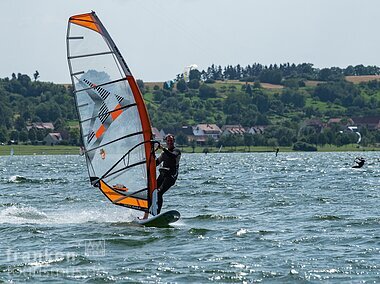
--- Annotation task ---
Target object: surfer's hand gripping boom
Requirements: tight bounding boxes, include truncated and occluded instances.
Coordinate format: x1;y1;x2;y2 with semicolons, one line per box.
153;141;162;152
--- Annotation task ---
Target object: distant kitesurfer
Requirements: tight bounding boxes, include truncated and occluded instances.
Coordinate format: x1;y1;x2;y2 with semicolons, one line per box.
275;147;279;157
352;157;365;168
142;134;181;219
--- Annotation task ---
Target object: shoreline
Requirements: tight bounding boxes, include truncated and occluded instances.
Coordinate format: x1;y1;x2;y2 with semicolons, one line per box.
1;144;379;156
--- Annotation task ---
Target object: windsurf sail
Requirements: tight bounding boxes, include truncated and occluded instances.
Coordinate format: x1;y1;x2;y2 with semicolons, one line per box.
66;11;157;214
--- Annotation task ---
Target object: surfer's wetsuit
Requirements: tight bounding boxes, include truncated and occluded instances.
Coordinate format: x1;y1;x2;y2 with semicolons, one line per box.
156;146;181;214
352;158;365;168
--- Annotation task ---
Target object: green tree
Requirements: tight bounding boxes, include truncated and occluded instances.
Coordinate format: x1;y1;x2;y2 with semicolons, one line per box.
19;130;28;142
265;126;295;146
206;137;215;148
269;99;284;115
187;79;200;89
28;128;37;142
176;79;187;93
0;127;8;142
36;129;45;141
136;79;145;92
243;133;254;151
189;69;201;81
280;89;306;108
318;132;327;147
35;103;50;121
54;118;66;131
176;133;188;146
267;138;278;147
253;93;269;113
14;116;26;131
199;84;217;99
69;128;80;145
259;69;283;84
10;130;19;141
190;139;196;153
293;141;317;151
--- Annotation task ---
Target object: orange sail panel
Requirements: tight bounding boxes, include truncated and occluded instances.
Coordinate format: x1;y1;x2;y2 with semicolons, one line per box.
99;180;148;209
69;13;102;34
66;11;156;213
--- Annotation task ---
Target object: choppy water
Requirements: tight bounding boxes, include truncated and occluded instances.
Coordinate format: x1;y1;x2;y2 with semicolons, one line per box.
0;152;379;283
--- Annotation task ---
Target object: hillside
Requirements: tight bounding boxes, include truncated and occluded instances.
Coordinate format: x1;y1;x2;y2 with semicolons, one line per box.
143;76;380;126
0;66;379;149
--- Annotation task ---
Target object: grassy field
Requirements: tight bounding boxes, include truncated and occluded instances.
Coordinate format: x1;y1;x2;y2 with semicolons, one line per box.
0;144;378;156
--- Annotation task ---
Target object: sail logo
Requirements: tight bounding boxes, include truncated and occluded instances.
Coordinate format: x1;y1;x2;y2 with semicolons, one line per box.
84;240;105;257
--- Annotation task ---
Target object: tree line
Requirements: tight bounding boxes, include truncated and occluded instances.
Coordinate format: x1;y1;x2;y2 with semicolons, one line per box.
179;63;380;85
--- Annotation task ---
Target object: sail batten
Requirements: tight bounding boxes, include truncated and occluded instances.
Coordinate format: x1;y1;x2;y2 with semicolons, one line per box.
85;131;144;154
80;103;137;123
102;160;147;180
74;77;128;94
68;50;114;60
67;36;84;40
67;11;156;213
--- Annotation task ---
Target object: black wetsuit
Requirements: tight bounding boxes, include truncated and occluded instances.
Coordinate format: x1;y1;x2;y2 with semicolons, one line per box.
156;147;181;214
352;158;365;168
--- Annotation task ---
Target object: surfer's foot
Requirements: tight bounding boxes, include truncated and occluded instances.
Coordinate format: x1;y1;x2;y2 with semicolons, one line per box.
139;212;149;220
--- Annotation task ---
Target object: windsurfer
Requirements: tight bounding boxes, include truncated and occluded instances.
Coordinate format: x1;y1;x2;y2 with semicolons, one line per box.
142;134;181;219
352;157;365;168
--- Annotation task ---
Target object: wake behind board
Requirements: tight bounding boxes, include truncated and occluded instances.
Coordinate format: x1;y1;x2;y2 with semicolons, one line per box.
135;210;180;227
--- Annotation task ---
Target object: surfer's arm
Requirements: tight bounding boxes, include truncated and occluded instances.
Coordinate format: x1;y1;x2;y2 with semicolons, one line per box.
156;152;163;165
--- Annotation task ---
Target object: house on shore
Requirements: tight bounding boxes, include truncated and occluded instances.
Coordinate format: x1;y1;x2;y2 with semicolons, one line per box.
44;133;62;146
26;122;55;132
192;124;222;145
152;127;165;142
246;125;266;135
221;125;246;136
193;124;222;139
351;116;380;130
327;118;354;127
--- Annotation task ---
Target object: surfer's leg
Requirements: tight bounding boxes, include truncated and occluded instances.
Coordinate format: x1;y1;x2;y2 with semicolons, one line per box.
157;193;163;214
157;174;164;188
140;175;164;219
157;177;175;214
142;212;149;219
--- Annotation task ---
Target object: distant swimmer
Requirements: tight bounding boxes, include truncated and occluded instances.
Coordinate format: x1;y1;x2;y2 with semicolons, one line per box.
275;147;279;157
352;157;365;168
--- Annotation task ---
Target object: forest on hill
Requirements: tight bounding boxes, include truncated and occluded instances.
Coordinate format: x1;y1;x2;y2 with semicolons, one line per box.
0;62;379;149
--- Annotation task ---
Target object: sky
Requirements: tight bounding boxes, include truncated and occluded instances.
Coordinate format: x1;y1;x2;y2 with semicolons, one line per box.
1;0;379;83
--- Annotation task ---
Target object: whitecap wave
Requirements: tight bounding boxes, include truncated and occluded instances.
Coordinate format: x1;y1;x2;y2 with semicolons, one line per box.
0;205;137;225
8;175;27;183
48;207;137;224
0;205;48;223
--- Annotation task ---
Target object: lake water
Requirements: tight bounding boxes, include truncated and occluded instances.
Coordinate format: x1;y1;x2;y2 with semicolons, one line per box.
0;152;379;283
